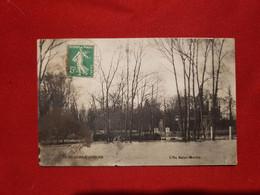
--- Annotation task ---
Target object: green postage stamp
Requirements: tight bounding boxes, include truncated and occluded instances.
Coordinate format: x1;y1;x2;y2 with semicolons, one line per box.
68;45;94;77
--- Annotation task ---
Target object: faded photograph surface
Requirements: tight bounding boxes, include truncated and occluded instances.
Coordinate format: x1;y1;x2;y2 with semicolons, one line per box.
38;38;237;166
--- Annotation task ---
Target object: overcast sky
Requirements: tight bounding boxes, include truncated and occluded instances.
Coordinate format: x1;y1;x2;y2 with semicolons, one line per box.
41;38;236;109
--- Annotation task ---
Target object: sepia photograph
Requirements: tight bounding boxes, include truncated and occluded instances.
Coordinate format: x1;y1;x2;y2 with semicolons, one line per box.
38;38;237;166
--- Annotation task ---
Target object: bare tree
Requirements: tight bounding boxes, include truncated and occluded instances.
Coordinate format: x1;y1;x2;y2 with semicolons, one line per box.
176;39;188;139
125;42;130;139
135;73;158;140
191;39;197;140
222;86;235;123
99;47;124;142
128;42;145;141
155;38;184;138
211;38;227;140
37;39;66;116
196;39;211;140
39;72;75;116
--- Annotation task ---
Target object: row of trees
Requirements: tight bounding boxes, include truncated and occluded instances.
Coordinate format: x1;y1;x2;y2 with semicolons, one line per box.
88;38;236;142
89;41;165;141
37;38;236;144
155;38;235;141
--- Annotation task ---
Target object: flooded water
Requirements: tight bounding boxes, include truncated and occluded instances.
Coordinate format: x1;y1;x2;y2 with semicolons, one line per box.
39;140;237;166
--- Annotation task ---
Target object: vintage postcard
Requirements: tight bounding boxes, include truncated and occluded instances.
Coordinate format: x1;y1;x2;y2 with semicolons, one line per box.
38;38;237;166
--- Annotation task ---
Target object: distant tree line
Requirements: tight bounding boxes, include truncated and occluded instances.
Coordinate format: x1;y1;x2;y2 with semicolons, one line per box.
87;39;236;142
38;39;236;144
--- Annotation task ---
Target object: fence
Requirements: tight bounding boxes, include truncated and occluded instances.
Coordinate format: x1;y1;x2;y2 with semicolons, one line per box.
170;126;236;140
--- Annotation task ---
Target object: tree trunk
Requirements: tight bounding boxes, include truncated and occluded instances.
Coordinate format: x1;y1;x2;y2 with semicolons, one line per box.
211;39;216;141
181;56;188;139
125;43;130;141
170;39;184;139
192;39;197;141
